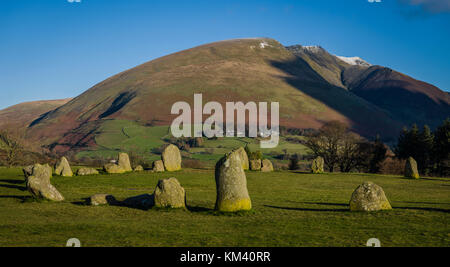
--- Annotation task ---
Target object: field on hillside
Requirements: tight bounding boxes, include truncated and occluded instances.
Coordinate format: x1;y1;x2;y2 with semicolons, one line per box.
0;167;449;247
75;120;310;166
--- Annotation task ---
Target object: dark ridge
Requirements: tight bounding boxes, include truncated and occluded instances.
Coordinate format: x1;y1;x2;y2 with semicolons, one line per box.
100;91;137;119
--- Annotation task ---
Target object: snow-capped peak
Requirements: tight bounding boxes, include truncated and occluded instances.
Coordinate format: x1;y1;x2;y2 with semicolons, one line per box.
303;46;323;53
336;56;371;67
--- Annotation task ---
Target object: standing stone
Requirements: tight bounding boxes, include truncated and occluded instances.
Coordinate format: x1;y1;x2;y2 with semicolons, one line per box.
311;156;325;174
118;153;133;172
349;182;392;212
23;165;34;180
76;168;99;176
89;194;117;206
250;159;262;171
55;157;73;177
261;159;274;172
162;144;182;172
154;178;186;209
215;149;252;212
236;147;249;170
103;163;126;174
27;164;64;202
134;165;144;172
152;160;165;172
405;157;420;179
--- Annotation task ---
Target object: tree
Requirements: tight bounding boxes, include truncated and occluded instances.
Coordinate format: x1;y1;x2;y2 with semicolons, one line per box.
433;118;450;176
418;125;434;174
395;124;434;173
338;132;362;173
306;121;348;172
0;130;23;168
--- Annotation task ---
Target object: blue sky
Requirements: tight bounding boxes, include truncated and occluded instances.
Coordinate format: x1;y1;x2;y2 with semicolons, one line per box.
0;0;449;109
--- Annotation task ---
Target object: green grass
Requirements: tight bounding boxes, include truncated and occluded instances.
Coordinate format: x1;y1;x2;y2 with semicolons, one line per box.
0;167;448;247
75;120;310;164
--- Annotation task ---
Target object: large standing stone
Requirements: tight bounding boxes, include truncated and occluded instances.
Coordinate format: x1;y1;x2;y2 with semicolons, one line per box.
215;149;252;212
55;156;73;177
154;178;186;209
76;168;99;176
152;160;165;172
405;157;420;179
118;153;133;172
89;194;117;206
103;163;126;174
311;156;325;174
24;164;52;182
349;182;392;212
161;144;182;172
261;159;274;172
249;159;262;171
236;147;249;170
27;164;64;202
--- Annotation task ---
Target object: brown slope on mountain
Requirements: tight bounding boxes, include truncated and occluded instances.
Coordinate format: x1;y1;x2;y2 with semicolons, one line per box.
342;66;450;129
0;98;72;130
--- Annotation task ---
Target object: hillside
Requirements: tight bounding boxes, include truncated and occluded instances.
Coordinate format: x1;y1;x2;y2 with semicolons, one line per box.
0;99;72;130
3;38;448;154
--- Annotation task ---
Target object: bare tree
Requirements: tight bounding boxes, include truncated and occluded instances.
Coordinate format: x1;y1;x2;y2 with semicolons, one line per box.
0;130;23;167
306;121;347;172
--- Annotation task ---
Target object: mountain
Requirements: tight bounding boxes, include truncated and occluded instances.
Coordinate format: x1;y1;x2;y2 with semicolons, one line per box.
0;99;72;130
3;38;448;154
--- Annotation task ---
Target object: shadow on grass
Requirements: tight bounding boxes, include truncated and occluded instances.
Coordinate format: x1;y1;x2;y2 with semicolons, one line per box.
0;179;25;185
301;202;349;207
0;195;33;202
395;201;450;205
0;184;27;191
394;206;450;213
264;204;348;212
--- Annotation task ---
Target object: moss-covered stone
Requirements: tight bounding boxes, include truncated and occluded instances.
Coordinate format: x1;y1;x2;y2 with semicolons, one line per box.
349;181;392;212
311;156;324;174
250;159;262;171
236;147;249;171
215;149;252;212
154;177;186;209
55;156;73;177
162;144;182;172
405;157;420;179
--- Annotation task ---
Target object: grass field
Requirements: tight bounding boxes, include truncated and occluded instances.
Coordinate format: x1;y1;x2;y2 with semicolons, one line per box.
0;167;448;247
75;120;310;165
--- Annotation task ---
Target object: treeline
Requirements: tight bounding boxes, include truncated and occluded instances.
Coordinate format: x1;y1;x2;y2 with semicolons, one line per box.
395;119;449;176
304;121;387;173
303;119;450;177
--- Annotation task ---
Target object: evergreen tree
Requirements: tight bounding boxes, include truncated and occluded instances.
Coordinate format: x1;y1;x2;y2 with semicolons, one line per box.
433;118;450;176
